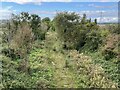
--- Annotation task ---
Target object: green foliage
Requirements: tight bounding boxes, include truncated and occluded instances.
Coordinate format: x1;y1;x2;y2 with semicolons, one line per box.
94;18;97;24
100;29;110;38
20;12;30;22
2;52;55;89
102;48;117;60
9;23;34;59
49;20;55;31
85;51;119;86
81;14;87;24
1;48;20;60
54;12;81;49
66;50;117;88
54;12;99;50
83;31;102;52
1;11;119;89
45;31;63;51
2;23;34;60
18;12;43;40
42;17;51;22
108;24;119;34
102;34;119;60
4;12;46;40
30;14;41;40
1;12;46;60
41;17;51;32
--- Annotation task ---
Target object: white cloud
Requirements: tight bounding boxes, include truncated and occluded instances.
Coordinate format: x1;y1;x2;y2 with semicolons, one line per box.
1;0;72;4
76;10;117;18
88;3;117;9
75;10;118;23
31;10;118;23
0;6;16;19
76;10;106;17
94;17;118;23
30;10;56;15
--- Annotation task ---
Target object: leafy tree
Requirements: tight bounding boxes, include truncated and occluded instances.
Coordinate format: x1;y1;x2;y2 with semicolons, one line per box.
41;17;51;32
81;14;87;24
30;14;41;39
20;12;31;22
54;12;81;49
9;23;34;59
42;17;51;22
94;18;97;24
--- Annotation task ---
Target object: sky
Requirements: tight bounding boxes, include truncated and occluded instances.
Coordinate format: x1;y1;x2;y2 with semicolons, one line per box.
0;0;119;23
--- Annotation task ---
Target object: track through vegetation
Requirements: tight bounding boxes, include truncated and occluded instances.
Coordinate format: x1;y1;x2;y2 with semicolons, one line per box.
28;31;117;88
1;12;119;89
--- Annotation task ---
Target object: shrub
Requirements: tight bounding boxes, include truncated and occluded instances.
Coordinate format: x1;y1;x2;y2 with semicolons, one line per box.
83;31;102;52
1;48;20;60
108;24;119;34
102;34;119;60
9;23;34;59
102;48;117;60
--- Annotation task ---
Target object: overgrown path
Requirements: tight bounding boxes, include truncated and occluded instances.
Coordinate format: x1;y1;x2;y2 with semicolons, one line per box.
44;31;78;87
50;51;77;88
29;31;117;88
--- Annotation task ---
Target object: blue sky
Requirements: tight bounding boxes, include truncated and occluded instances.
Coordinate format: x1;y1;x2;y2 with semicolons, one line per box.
0;0;119;23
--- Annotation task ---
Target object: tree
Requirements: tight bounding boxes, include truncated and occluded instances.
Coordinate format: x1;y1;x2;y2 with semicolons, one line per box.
42;17;50;22
41;17;51;31
20;12;31;22
30;14;41;39
54;12;81;49
10;23;34;59
7;12;43;40
81;14;87;24
94;18;97;24
89;18;91;23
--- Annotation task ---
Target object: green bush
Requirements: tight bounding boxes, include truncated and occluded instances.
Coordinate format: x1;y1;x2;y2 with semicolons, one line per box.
83;31;102;52
9;23;34;59
102;34;119;60
102;48;117;60
1;48;20;60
